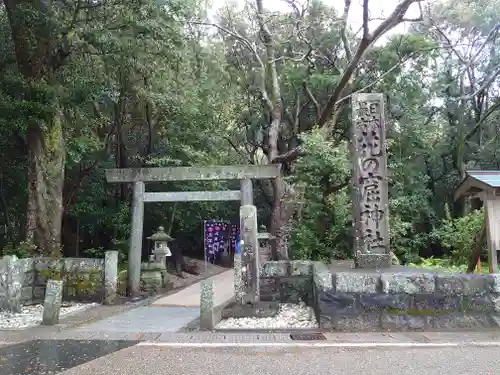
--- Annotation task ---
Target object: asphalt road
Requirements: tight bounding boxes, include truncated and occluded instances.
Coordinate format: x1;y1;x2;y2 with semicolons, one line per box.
58;345;500;375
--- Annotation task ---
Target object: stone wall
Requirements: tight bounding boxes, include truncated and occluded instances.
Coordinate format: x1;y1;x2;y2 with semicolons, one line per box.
257;260;500;331
313;263;500;331
259;261;313;306
0;253;118;310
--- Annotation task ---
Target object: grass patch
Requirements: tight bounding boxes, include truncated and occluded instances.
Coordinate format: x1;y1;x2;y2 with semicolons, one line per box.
384;308;452;316
408;257;488;274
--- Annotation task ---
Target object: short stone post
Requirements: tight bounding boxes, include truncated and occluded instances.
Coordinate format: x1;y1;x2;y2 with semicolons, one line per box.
42;280;63;325
199;279;215;330
104;251;119;305
240;205;260;304
233;249;243;304
3;255;22;313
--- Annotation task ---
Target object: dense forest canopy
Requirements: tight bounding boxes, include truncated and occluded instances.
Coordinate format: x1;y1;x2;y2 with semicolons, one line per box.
0;0;498;268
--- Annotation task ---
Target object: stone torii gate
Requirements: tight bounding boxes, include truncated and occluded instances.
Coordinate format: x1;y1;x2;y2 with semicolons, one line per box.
105;165;281;296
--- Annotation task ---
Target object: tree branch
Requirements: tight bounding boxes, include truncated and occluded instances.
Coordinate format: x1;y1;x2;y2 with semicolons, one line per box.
271;147;305;164
340;0;353;61
187;20;273;111
317;0;423;129
302;80;321;119
458;67;500;100
362;0;369;39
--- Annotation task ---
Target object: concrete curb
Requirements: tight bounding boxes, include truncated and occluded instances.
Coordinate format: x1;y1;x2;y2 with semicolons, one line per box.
136;341;500;349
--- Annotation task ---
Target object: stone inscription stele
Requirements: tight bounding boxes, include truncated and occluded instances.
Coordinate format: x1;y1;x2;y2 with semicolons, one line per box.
351;93;390;264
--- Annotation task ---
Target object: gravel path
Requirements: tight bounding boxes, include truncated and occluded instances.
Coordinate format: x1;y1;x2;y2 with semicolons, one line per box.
0;303;97;329
216;303;318;329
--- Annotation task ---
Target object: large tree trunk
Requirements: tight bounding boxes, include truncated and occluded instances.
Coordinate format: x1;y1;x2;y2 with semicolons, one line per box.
4;0;66;255
25;120;65;255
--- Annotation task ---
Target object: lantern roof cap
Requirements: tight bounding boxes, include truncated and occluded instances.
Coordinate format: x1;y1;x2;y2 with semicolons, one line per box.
147;226;174;241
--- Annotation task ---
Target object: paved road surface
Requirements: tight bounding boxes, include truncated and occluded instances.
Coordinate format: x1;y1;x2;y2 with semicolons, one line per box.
56;345;498;375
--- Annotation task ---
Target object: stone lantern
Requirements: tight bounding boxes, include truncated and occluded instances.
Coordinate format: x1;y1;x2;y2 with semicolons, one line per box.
257;224;274;264
147;226;173;268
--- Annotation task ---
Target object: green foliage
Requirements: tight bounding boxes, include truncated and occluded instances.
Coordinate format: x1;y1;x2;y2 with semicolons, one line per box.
0;0;498;268
432;208;484;265
1;241;36;258
408;257;488;274
289;131;351;260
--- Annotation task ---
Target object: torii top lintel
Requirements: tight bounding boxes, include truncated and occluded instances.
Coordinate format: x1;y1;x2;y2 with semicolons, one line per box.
105;164;281;183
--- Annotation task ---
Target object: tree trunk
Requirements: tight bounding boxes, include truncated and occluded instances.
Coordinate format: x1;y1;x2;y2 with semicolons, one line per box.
269;178;284;259
25;119;65;255
4;0;66;256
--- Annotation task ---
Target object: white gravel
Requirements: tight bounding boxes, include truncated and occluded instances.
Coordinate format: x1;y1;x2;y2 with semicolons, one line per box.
216;303;319;329
0;303;97;329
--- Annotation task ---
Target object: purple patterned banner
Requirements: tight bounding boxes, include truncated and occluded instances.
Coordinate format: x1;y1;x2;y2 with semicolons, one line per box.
204;220;240;263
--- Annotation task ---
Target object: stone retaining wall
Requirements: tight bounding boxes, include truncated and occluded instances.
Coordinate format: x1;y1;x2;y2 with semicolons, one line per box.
313;263;500;331
0;252;118;312
260;261;313;306
258;260;500;331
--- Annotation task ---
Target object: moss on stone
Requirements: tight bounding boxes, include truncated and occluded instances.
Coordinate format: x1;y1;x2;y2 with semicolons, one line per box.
383;308;453;316
39;266;101;297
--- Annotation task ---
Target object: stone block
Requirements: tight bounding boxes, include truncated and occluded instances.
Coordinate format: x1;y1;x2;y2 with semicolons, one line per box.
334;314;380;331
359;293;411;312
312;262;333;291
260;261;289;277
259;278;280;301
318;291;357;315
18;258;34;274
20;287;33;302
489;313;500;327
381;273;435;294
431;314;491;329
64;258;104;272
42;280;63;325
104;251;118;305
34;258;62;285
33;286;46;301
335;273;380;293
279;277;311;304
489;274;500;293
381;314;427;330
435;274;494;296
355;254;391;269
290;261;312;276
22;270;35;287
318;314;333;329
413;294;461;311
140;262;164;294
199;279;214;330
461;294;500;312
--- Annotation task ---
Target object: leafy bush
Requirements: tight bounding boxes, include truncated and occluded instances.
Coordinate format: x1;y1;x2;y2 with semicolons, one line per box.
432;207;484;265
289;132;352;261
408;256;488;274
